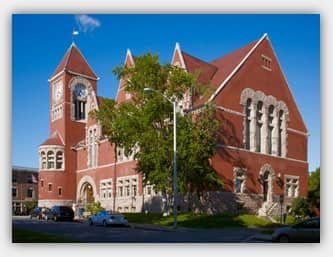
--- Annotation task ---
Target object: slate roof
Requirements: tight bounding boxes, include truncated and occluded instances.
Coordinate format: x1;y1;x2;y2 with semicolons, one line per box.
51;43;98;79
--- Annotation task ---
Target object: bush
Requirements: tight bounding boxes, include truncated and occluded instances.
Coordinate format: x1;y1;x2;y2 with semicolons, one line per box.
25;200;38;214
290;197;311;221
86;201;104;215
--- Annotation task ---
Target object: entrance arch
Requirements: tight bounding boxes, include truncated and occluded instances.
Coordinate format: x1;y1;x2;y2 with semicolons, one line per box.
77;176;98;205
259;163;275;203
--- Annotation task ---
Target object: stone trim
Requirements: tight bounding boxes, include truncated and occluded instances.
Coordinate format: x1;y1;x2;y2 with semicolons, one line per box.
240;88;289;158
287;127;308;136
38;199;74;208
76;175;98;203
69;76;94;122
259;163;276;203
39;145;65;171
216;105;244;116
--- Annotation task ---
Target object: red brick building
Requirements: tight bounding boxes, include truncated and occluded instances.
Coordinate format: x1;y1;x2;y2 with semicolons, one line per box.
38;33;308;216
12;166;39;215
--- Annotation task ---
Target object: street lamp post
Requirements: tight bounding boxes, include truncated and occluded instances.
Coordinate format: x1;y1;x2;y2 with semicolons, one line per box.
143;87;177;229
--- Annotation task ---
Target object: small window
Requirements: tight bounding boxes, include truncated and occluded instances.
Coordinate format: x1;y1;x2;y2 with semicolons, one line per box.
48;183;53;192
27;188;33;198
27;175;33;184
261;55;272;71
41;180;44;187
12;175;17;183
12;187;17;197
58;187;62;196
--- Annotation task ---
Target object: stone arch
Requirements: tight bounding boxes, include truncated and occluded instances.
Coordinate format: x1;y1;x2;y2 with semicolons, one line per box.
76;175;98;204
259;163;275;203
240;88;255;105
68;76;94;121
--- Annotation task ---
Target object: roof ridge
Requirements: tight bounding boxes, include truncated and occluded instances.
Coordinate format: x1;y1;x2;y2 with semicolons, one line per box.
207;34;267;102
182;50;217;69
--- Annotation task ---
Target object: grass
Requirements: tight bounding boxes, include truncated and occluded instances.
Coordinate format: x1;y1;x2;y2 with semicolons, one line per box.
124;213;277;229
12;228;81;243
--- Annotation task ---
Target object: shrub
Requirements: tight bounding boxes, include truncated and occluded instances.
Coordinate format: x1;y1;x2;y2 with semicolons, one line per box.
86;201;104;215
290;197;311;221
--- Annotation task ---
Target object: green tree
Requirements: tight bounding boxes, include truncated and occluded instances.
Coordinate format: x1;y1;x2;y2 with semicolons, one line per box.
25;200;37;214
290;197;311;221
87;201;105;215
93;53;223;212
308;167;320;210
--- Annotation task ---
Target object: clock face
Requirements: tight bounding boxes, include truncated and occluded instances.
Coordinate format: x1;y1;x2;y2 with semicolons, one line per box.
74;83;87;98
54;81;63;102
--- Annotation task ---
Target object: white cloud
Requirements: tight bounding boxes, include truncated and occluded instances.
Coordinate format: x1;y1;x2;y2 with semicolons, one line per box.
75;14;101;32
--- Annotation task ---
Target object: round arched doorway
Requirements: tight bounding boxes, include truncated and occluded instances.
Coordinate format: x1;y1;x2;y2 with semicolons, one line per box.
259;163;275;203
79;182;95;204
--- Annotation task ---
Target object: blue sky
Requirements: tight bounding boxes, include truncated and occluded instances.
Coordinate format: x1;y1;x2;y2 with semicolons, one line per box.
12;14;320;172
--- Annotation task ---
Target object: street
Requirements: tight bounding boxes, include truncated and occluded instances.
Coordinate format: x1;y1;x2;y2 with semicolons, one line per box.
12;216;271;243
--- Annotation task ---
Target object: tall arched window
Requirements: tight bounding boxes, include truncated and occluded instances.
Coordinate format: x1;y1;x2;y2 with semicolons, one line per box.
56;151;63;169
245;99;251;150
267;105;274;154
47;151;55;169
87;127;98;168
278;110;284;156
73;83;87;121
40;151;47;169
256;101;263;152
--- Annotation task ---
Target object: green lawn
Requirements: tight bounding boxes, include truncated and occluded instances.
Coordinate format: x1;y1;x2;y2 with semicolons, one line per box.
124;213;278;229
12;228;81;243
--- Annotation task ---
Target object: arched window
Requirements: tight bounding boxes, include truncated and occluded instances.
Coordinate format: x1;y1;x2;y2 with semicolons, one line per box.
267;105;274;154
47;151;55;169
40;151;47;169
73;83;87;121
87;127;98;168
256;101;263;152
278;110;284;156
56;151;63;169
245;99;251;150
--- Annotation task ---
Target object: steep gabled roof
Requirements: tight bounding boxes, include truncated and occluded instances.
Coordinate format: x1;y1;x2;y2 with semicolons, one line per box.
192;35;265;108
50;43;98;80
182;51;217;84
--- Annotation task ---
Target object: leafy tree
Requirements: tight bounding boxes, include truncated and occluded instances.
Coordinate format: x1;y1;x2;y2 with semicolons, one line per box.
25;200;37;214
87;201;105;215
290;197;311;221
308;167;320;210
93;53;223;211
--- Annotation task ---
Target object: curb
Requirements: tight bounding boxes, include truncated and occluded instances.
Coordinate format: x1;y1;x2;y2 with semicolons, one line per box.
129;223;176;232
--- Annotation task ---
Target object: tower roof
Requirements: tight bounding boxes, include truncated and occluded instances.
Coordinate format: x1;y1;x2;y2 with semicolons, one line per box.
40;131;64;147
50;43;98;80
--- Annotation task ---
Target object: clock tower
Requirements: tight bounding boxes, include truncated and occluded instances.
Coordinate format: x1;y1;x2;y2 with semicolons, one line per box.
38;43;99;207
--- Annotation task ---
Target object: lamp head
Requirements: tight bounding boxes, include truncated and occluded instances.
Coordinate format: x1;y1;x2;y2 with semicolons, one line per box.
143;87;155;94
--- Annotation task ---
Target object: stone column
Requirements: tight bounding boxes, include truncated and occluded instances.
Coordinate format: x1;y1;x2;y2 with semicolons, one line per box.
261;105;268;154
271;108;279;156
281;115;287;158
249;101;257;152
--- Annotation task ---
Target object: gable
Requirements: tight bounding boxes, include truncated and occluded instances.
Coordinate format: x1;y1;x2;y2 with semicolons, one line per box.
115;49;135;104
212;36;307;132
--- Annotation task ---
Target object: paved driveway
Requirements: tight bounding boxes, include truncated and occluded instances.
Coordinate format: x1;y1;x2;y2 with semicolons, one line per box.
12;216;269;243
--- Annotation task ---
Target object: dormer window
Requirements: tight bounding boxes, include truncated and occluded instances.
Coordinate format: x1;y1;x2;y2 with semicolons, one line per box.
261;54;272;71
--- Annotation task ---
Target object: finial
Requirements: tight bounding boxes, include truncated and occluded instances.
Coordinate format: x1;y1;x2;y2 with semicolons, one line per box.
72;28;79;44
